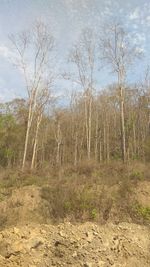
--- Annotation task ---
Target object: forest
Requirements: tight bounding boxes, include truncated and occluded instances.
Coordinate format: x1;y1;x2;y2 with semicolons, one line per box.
0;21;150;170
0;2;150;266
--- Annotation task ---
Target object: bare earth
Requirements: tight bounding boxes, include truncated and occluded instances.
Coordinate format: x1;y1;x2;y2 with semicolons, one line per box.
0;222;149;267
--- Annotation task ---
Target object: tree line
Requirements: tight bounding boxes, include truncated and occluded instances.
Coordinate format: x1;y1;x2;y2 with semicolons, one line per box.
0;21;150;170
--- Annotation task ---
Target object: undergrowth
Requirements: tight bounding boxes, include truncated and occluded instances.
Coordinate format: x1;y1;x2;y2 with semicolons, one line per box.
0;161;149;226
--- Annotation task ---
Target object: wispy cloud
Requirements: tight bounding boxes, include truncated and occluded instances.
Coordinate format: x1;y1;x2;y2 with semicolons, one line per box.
0;44;15;62
0;79;21;102
0;45;10;58
129;7;140;20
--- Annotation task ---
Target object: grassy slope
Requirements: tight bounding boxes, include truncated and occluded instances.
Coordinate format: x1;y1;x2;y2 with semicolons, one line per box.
0;161;150;229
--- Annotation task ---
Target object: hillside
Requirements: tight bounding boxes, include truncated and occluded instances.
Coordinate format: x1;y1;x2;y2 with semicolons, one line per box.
0;163;149;266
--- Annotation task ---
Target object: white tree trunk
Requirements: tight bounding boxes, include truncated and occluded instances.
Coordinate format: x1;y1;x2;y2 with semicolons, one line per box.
31;112;42;170
118;71;126;163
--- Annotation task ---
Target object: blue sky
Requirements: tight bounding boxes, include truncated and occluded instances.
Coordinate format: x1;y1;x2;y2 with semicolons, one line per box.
0;0;150;102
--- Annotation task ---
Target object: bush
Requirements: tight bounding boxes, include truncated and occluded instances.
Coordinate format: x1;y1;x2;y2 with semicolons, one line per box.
136;205;150;221
130;171;144;181
41;184;108;222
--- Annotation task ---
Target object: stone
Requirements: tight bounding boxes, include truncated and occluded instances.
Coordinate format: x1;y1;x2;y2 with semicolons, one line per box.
72;251;77;258
85;232;93;242
13;227;20;235
98;260;107;266
83;262;93;267
26;237;43;250
11;241;24;253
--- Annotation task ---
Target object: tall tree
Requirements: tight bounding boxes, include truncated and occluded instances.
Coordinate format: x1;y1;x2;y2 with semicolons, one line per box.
69;28;96;160
100;24;139;161
100;23;140;162
10;22;54;169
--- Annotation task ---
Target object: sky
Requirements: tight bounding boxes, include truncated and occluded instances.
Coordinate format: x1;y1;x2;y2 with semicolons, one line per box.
0;0;150;102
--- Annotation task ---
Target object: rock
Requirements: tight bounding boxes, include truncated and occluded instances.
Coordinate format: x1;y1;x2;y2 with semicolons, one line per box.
13;227;20;235
0;240;9;258
59;231;66;237
107;256;114;265
98;260;107;266
40;229;47;234
11;241;24;253
72;251;77;258
85;231;93;242
26;237;43;250
83;262;93;267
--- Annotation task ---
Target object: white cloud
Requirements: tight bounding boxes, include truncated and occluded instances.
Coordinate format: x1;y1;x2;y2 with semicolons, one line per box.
135;47;144;53
134;33;145;43
0;87;20;102
146;16;150;22
145;15;150;26
0;44;14;62
129;8;140;20
0;45;10;58
131;32;145;53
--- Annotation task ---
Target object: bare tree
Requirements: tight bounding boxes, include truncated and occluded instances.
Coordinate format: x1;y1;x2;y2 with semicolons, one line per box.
10;21;54;170
100;23;140;162
31;86;51;169
69;28;96;160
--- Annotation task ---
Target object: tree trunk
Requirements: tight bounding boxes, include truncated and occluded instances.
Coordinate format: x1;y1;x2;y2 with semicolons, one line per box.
133;123;136;156
84;91;92;160
88;96;92;160
74;131;78;166
106;119;110;162
22;96;36;170
55;123;62;166
95;112;98;162
120;86;126;162
22;105;32;170
31;112;42;170
103;120;106;162
118;70;126;163
99;134;102;162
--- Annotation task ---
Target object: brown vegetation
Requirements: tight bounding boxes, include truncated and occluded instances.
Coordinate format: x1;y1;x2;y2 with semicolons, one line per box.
0;162;149;229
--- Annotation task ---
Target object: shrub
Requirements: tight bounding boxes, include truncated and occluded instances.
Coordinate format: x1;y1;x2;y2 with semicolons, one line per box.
136;205;150;221
91;208;98;220
41;184;106;222
130;171;144;181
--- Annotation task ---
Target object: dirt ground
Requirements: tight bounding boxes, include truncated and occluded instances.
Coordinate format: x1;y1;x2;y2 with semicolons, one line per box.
0;172;149;267
0;221;149;267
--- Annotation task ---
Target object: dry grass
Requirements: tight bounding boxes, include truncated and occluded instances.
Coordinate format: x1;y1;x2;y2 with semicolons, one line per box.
0;160;149;226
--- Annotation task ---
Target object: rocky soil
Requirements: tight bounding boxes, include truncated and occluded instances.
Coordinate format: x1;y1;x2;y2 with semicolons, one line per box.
0;171;149;267
1;180;150;229
0;222;149;267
